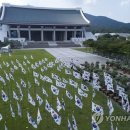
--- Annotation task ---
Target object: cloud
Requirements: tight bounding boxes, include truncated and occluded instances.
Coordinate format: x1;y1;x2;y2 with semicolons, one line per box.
83;0;97;4
0;0;97;8
120;0;130;6
0;0;25;6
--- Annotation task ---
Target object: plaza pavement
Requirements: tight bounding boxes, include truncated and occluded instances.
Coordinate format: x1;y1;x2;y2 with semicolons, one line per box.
45;48;109;66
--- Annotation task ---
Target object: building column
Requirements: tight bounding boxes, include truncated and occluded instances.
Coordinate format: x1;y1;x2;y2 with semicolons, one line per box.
53;31;56;41
82;31;84;38
53;26;56;41
17;26;20;38
64;27;68;41
41;26;43;41
74;27;76;38
8;27;11;38
74;31;76;38
28;26;31;41
64;31;67;41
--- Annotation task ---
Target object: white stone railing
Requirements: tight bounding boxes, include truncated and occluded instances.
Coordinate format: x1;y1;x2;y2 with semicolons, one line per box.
8;38;27;46
71;38;86;46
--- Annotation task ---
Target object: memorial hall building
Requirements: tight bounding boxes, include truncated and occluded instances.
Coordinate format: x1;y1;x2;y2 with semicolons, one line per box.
0;3;90;43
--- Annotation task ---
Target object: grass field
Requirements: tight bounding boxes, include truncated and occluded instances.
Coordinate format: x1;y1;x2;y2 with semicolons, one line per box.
73;47;94;53
0;49;130;130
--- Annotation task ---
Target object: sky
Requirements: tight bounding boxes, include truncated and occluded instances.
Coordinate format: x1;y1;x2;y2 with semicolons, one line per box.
0;0;130;23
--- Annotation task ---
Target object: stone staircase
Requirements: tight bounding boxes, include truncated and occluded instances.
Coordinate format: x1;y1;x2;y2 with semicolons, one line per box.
24;41;81;48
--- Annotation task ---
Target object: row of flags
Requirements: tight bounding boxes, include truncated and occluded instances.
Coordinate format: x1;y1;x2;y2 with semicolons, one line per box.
0;54;126;130
91;71;130;113
0;55;87;130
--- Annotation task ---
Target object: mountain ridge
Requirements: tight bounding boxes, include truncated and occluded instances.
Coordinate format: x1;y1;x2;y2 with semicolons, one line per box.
84;13;130;33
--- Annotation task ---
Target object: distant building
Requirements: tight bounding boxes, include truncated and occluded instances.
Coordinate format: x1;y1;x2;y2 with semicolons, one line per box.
95;33;130;40
0;3;91;43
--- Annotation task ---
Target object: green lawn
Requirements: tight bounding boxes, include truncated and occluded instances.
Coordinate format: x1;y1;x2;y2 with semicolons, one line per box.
0;49;129;130
73;47;94;53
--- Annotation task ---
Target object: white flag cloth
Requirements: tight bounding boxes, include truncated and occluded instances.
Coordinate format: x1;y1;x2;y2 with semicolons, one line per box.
78;88;88;98
37;108;42;125
73;71;81;79
69;79;78;88
33;71;39;78
56;80;66;88
35;62;39;68
23;61;27;66
75;95;83;109
92;73;100;90
4;72;10;81
21;67;26;74
16;82;20;89
51;108;61;125
28;93;36;106
42;87;48;97
92;116;100;130
0;76;6;85
36;94;43;106
81;84;89;91
10;68;14;74
61;98;65;111
104;72;114;92
56;97;62;112
57;66;61;71
66;90;73;100
27;60;30;64
72;114;78;130
24;55;27;59
10;104;15;118
68;119;72;130
17;102;22;117
27;112;37;128
82;70;90;81
1;90;8;102
122;97;130;112
28;81;31;88
93;80;100;90
107;83;114;92
52;73;61;81
14;65;18;70
20;79;26;88
116;85;125;92
31;64;36;69
31;55;34;59
9;73;14;80
34;78;40;86
0;113;2;121
45;100;51;113
118;91;130;112
43;75;52;83
92;102;104;115
65;69;72;75
119;91;128;100
13;91;19;100
111;121;114;130
19;87;23;101
5;124;8;130
107;99;114;115
51;85;59;95
92;89;96;99
62;78;68;84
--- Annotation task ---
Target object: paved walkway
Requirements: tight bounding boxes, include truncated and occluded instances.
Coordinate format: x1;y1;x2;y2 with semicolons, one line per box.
45;48;109;66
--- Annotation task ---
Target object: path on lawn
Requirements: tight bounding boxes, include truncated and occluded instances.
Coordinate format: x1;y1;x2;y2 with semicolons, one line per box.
45;48;109;66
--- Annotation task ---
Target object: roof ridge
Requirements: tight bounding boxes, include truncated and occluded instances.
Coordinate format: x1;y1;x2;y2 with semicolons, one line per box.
2;3;81;11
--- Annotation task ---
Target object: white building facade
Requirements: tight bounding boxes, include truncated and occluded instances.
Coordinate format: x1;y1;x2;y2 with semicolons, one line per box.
0;3;90;43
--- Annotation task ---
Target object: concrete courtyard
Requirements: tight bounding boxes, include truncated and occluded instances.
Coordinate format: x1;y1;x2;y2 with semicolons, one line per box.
45;48;109;66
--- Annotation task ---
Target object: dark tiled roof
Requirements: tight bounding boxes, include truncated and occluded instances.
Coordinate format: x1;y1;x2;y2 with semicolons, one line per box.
0;5;90;25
